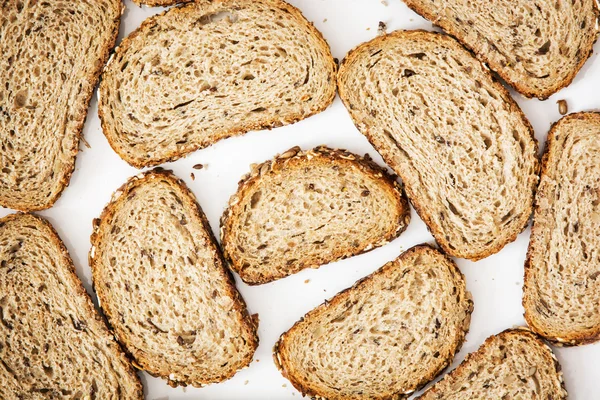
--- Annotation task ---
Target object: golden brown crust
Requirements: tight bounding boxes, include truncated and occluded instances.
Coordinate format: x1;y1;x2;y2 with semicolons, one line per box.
98;0;337;169
0;213;144;398
1;0;123;211
337;30;539;262
220;145;411;285
273;244;474;400
523;112;600;346
89;169;259;387
401;0;600;100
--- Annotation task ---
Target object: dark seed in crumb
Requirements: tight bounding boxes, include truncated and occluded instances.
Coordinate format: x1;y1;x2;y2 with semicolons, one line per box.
192;164;204;170
557;99;568;115
361;190;370;197
190;172;195;181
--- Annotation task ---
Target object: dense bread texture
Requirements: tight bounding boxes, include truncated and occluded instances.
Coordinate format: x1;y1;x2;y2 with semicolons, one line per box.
221;146;411;285
90;170;258;387
274;245;473;400
417;328;567;399
524;112;600;346
99;0;336;168
0;213;142;399
338;30;539;261
400;0;600;99
0;0;122;211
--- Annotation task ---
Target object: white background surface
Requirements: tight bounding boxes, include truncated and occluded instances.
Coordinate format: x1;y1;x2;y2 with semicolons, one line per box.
3;0;600;398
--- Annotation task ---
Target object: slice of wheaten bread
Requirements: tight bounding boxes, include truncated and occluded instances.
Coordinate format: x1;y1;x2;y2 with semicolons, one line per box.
274;244;473;400
337;30;539;261
399;0;599;99
0;0;122;211
417;328;567;399
98;0;337;168
89;169;258;387
524;112;600;346
0;213;142;399
220;146;411;285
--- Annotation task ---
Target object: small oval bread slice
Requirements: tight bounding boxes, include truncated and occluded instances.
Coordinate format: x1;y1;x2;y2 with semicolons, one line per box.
90;170;258;387
98;0;336;168
274;244;473;400
399;0;599;99
338;30;539;261
524;112;600;346
417;329;567;399
220;146;411;285
0;213;142;399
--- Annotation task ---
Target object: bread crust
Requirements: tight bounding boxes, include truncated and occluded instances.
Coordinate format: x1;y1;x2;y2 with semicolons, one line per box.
337;30;539;262
523;112;600;346
417;328;567;399
131;0;192;6
89;169;259;387
273;244;474;400
0;213;143;398
400;0;600;99
98;0;337;168
220;145;411;285
0;0;123;211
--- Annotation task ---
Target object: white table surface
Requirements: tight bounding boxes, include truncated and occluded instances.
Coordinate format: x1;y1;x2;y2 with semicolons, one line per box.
3;0;600;398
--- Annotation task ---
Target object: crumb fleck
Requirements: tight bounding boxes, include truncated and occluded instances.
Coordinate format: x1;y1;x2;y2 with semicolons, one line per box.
323;18;327;23
282;384;287;388
366;27;371;31
256;359;260;362
80;136;91;149
190;173;195;181
244;380;249;385
192;163;204;170
378;21;387;35
304;279;310;284
381;0;388;5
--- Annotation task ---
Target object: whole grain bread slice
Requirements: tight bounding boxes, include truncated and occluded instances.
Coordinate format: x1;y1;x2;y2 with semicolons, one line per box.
524;112;600;346
417;328;567;399
98;0;337;168
89;169;258;387
273;244;473;400
399;0;600;99
0;213;142;399
337;30;539;261
220;146;411;285
0;0;122;211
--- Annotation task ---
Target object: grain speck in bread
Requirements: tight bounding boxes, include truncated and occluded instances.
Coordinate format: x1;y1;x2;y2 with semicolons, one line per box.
417;328;567;399
0;0;122;211
221;146;411;285
524;112;600;346
399;0;600;99
274;244;473;400
90;169;258;387
338;30;539;261
98;0;337;168
0;213;142;399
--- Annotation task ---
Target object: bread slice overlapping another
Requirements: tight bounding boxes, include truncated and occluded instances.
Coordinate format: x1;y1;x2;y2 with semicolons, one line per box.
89;169;258;387
524;112;600;346
417;328;567;399
98;0;337;168
338;30;539;261
220;146;411;284
399;0;600;99
0;0;122;211
274;244;473;400
0;213;142;399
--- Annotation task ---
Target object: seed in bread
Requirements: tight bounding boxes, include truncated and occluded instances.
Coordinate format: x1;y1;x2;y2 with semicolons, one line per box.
274;244;473;400
98;0;337;168
524;112;600;346
398;0;600;99
90;169;258;387
0;0;122;211
337;30;539;261
417;328;567;399
220;146;411;285
0;213;142;399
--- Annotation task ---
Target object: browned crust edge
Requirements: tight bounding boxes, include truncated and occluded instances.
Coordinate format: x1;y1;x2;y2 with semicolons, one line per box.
523;111;600;346
400;0;600;100
0;212;144;398
98;0;337;169
273;243;474;400
219;145;412;285
337;29;540;262
88;168;259;387
417;327;567;399
1;0;123;212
